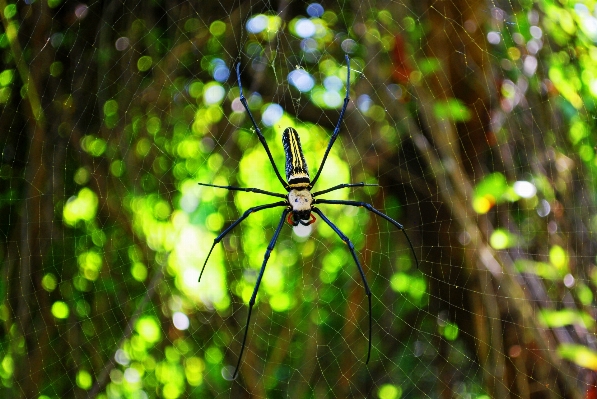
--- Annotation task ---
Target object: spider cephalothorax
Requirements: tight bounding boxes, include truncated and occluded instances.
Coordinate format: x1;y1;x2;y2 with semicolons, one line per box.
287;188;314;226
197;55;419;379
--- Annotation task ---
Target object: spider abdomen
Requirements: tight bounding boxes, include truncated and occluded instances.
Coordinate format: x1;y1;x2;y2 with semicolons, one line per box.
282;127;310;188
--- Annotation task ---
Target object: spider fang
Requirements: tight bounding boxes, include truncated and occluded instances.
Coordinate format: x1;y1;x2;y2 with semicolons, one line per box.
286;211;317;226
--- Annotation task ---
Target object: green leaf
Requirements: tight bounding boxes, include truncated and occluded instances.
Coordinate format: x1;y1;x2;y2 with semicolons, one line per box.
442;322;459;341
418;58;441;76
51;301;69;319
549;245;569;273
539;309;593;328
76;370;92;390
135;316;161;344
490;229;517;249
472;172;508;213
558;344;597;370
433;98;472;122
378;384;403;399
514;259;559;280
137;55;153;72
0;69;14;86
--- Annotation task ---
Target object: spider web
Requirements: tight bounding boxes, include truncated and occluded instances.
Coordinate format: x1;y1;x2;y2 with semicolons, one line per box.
0;0;596;398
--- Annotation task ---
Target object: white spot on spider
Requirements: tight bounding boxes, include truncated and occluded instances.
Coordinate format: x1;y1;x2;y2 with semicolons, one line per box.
293;223;312;237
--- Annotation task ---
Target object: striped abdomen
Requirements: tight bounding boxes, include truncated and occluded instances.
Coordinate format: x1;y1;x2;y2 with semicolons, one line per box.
282;127;310;187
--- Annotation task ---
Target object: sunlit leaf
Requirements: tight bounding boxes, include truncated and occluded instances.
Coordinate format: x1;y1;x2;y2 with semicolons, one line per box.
209;20;226;36
558;344;597;370
514;259;559;280
390;272;409;293
41;274;57;292
51;301;69;319
135;316;161;344
419;58;441;75
577;283;593;305
78;250;103;281
409;277;427;302
270;293;291;312
184;357;205;386
80;135;107;157
0;69;13;86
205;347;223;364
490;229;516;249
433;98;472;122
76;370;92;390
473;173;508;213
63;188;98;226
137;56;153;72
1;356;13;378
103;99;118;116
442;322;459;341
549;245;569;273
378;384;403;399
539;309;593;328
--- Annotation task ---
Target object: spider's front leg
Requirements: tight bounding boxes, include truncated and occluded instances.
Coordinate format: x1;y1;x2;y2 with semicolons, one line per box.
236;63;288;190
311;182;378;197
315;198;419;268
310;55;351;187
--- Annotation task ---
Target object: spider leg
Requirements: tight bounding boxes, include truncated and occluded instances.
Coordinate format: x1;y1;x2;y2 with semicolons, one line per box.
233;208;290;379
315;199;419;269
198;182;286;199
236;63;288;190
311;207;372;364
310;55;351;188
312;182;378;197
198;201;287;283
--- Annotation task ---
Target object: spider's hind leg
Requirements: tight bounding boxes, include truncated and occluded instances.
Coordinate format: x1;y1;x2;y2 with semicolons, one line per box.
198;201;286;282
311;207;373;364
232;208;290;379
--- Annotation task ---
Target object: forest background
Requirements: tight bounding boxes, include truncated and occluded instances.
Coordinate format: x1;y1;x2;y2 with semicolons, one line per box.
0;0;596;398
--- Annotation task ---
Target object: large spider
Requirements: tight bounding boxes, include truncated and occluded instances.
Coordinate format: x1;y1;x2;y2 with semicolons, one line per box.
198;56;418;379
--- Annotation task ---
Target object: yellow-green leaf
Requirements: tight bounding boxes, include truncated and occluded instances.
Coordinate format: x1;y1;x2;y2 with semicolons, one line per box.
558;344;597;370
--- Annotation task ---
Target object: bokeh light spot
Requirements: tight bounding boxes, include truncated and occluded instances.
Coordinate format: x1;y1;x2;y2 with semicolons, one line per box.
246;14;268;34
203;83;225;105
135;316;161;344
513;181;537;198
306;3;324;18
262;103;283;126
137;56;153;72
295;18;316;38
378;384;402;399
76;370;92;390
51;301;69;319
173;312;190;330
288;69;315;92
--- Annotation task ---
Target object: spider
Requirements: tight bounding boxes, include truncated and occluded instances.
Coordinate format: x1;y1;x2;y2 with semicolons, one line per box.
198;55;418;379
